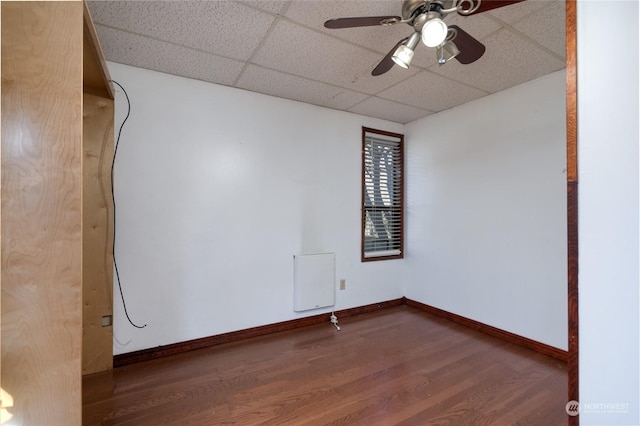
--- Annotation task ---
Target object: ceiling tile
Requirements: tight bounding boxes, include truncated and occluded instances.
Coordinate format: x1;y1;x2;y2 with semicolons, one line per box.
486;0;549;24
95;25;244;86
378;70;488;112
235;64;370;110
86;0;566;125
284;0;409;54
429;27;565;93
511;0;566;58
88;1;275;61
251;19;421;94
240;0;289;14
444;11;502;40
348;97;432;124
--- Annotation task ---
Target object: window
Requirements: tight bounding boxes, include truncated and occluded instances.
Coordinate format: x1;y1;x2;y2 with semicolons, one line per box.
362;127;404;261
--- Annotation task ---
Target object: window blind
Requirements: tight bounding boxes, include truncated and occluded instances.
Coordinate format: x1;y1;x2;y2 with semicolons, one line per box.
362;129;403;260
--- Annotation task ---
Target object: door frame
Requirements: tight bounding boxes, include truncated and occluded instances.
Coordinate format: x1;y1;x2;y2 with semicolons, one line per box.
565;1;579;424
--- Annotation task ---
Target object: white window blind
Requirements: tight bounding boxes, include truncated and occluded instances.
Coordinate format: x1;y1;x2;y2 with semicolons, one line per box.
362;128;404;260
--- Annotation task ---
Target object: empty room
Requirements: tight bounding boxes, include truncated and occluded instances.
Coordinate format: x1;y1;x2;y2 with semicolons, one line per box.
1;1;638;426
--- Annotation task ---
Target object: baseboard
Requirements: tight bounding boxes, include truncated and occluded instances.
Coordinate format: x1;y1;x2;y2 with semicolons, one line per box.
113;298;405;368
405;298;568;362
114;296;567;367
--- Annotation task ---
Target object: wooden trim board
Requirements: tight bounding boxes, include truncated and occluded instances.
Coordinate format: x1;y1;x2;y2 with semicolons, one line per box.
565;2;579;424
83;0;114;99
113;297;567;368
113;299;405;367
405;299;568;362
82;93;115;375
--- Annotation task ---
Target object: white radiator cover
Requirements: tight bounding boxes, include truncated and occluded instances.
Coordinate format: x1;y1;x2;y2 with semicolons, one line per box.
293;253;335;312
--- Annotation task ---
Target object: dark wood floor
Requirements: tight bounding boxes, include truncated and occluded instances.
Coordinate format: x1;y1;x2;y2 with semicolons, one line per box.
83;306;568;425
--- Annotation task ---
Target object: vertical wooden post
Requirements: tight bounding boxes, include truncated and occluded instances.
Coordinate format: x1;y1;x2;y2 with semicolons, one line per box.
82;0;116;376
82;93;115;375
565;0;579;424
1;1;84;424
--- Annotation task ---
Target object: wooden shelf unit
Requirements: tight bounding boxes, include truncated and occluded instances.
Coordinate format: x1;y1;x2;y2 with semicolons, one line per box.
2;1;115;423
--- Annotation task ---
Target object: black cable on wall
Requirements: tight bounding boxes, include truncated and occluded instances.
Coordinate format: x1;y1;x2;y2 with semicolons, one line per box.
110;79;147;329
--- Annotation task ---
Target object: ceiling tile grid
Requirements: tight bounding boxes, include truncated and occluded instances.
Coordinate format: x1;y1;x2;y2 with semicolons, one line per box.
94;25;246;86
236;64;371;110
429;26;565;93
240;0;289;15
87;0;566;124
89;1;277;60
377;69;489;112
485;0;550;24
250;19;423;95
508;0;566;59
349;96;434;123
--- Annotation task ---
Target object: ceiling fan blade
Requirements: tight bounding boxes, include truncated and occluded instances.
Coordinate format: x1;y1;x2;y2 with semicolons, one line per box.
372;37;409;76
463;0;525;15
449;25;486;64
324;16;401;29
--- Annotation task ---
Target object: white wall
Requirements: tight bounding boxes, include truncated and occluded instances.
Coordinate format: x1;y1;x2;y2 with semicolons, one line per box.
577;1;640;424
404;71;568;350
108;62;405;354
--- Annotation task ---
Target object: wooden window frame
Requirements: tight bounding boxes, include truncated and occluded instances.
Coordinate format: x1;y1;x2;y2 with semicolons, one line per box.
361;127;404;262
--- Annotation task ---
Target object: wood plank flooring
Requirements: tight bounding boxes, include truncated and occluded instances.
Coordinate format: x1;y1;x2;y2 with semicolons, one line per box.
83;306;568;425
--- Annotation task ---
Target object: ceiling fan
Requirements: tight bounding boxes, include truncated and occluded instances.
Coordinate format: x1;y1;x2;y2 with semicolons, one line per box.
324;0;524;76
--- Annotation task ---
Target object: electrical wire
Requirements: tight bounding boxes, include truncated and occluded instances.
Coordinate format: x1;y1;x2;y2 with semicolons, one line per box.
110;79;147;329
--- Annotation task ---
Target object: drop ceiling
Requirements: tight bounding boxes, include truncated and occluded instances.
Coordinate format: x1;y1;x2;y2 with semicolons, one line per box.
87;0;566;124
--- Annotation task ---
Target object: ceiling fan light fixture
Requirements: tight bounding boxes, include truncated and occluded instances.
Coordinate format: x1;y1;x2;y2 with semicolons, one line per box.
392;31;421;69
422;18;448;47
392;45;415;68
437;40;460;64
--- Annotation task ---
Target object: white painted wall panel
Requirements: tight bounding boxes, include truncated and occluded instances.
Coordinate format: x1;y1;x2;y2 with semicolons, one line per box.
404;71;568;350
109;62;404;354
577;1;639;424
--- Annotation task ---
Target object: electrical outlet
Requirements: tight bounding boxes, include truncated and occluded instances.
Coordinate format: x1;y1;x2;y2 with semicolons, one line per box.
339;279;346;290
101;315;112;327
